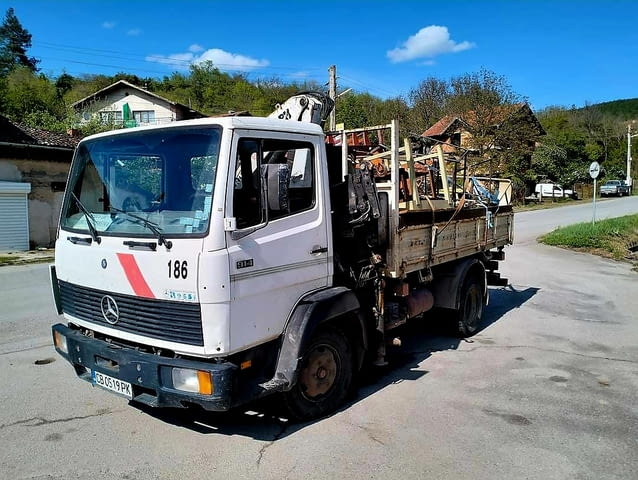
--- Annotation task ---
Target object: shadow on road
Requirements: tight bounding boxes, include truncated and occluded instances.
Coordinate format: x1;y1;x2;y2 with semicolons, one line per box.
134;285;540;440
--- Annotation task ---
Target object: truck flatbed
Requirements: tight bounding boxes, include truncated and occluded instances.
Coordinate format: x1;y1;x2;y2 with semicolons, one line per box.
394;205;513;275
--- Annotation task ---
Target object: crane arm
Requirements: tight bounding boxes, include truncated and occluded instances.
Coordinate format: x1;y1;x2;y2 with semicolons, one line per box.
267;92;335;126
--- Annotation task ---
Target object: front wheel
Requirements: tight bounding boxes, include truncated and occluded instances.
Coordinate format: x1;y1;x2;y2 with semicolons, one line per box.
453;274;485;337
283;327;353;421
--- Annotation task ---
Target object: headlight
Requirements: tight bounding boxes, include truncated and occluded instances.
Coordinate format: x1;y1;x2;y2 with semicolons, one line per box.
171;368;213;395
53;330;68;354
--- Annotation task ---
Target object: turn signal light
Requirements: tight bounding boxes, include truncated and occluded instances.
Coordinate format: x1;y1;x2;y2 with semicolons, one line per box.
197;370;213;395
53;330;68;354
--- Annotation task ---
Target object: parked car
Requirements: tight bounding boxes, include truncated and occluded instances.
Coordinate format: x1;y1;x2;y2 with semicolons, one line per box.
534;183;578;199
599;180;630;197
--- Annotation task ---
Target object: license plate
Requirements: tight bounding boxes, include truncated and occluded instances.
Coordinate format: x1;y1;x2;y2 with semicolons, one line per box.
92;370;133;399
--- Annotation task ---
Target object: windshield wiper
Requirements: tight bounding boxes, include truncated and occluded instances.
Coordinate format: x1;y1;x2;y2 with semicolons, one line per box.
71;192;101;244
110;207;173;249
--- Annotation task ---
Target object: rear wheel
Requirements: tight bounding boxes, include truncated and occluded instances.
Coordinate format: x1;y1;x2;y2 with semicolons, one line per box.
453;274;484;337
283;327;353;421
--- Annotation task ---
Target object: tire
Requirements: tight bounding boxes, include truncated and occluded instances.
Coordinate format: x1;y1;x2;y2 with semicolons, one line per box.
453;274;484;337
283;327;353;421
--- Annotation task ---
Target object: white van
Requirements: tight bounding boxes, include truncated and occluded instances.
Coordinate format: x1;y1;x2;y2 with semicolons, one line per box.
534;183;578;199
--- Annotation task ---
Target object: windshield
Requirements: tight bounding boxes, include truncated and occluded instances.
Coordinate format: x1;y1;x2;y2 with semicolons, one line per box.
61;126;221;238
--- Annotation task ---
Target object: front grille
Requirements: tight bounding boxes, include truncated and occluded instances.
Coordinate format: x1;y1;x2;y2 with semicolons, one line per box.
58;280;204;346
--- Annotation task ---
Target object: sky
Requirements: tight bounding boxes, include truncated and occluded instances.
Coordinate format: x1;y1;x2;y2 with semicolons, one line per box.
5;0;638;111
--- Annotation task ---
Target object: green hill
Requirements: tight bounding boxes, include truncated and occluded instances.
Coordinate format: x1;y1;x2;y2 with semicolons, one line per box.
589;98;638;119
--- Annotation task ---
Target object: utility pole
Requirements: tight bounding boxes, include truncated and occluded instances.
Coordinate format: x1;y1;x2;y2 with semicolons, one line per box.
628;123;636;194
328;65;336;131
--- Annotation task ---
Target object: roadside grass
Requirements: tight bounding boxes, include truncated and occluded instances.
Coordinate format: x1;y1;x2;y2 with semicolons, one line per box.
539;214;638;266
0;250;55;266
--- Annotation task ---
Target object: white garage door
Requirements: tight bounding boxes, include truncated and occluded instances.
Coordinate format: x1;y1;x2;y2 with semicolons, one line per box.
0;181;32;251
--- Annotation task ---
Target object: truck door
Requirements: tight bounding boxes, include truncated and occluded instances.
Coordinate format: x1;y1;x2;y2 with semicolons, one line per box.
226;131;330;351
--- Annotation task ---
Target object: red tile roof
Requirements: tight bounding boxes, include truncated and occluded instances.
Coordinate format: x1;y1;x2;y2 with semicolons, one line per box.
421;103;541;138
422;115;458;137
0;115;81;149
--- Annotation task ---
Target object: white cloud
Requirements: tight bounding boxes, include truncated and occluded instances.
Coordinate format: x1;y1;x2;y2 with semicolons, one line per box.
127;28;141;36
197;48;269;70
102;21;116;29
387;25;475;63
146;52;194;68
146;47;269;72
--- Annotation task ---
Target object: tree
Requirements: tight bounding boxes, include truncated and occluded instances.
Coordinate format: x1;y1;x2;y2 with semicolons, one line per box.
442;69;541;199
375;97;411;135
534;105;629;189
335;92;380;129
407;77;449;135
1;66;60;121
447;69;527;156
0;8;39;76
55;72;75;98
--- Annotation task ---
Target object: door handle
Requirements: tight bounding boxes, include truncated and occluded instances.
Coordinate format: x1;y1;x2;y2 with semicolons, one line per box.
310;246;328;254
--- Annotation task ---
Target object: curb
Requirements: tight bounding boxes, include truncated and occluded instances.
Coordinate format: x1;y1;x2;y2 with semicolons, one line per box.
0;250;55;267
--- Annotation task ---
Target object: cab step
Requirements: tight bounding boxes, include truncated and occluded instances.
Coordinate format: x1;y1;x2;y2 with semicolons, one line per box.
486;271;509;286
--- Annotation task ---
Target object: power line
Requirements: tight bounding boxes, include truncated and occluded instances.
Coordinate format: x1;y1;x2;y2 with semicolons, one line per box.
338;73;404;99
36;41;325;73
35;41;403;99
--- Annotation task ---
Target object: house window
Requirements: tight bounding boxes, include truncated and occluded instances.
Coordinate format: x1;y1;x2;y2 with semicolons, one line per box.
133;110;156;124
99;111;123;124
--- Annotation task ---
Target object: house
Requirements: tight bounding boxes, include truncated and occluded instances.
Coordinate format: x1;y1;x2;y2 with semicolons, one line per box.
72;79;205;127
421;104;545;201
422;103;545;160
0;115;80;250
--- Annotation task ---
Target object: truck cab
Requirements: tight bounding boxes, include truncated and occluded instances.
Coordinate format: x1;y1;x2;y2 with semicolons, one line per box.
52;117;334;411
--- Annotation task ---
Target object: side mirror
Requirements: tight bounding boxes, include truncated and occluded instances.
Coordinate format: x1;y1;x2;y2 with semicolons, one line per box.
262;163;290;213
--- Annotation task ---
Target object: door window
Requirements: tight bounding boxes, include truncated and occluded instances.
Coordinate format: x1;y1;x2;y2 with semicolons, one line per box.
233;137;315;229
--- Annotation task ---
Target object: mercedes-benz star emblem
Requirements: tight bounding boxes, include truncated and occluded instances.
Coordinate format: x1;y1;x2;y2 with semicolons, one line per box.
100;295;120;325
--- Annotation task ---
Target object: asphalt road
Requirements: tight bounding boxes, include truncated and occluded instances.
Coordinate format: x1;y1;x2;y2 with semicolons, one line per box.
1;197;637;480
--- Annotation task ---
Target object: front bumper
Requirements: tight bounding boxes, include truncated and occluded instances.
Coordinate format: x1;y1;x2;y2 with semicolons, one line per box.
52;324;237;411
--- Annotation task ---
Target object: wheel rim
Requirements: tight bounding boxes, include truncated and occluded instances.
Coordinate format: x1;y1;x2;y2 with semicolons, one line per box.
299;344;339;400
464;283;482;329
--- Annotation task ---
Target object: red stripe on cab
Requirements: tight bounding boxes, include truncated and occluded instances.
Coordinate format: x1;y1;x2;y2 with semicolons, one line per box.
116;253;155;298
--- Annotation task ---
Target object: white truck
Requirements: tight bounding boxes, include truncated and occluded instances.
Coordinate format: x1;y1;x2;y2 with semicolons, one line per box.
51;94;513;420
534;182;578;199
